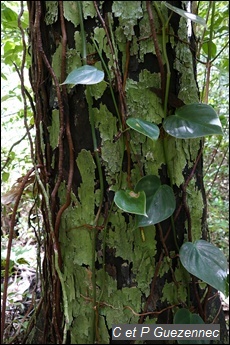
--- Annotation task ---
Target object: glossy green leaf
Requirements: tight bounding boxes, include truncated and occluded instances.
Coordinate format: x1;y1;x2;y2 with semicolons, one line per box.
163;103;223;139
126;118;159;141
61;65;104;85
174;308;205;324
174;308;209;344
135;175;176;227
180;240;228;295
114;190;147;216
163;2;206;26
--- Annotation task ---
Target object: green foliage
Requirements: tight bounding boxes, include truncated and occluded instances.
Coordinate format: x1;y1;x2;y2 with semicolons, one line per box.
1;2;29;67
115;101;227;294
174;309;209;344
61;64;104;85
163;103;223;138
180;240;228;296
135;175;176;227
1;1;33;188
114;190;147;216
111;1;228;311
126;118;159;140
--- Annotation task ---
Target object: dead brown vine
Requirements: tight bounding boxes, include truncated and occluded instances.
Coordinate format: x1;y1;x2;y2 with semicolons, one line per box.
53;1;74;240
27;2;66;342
34;1;65;220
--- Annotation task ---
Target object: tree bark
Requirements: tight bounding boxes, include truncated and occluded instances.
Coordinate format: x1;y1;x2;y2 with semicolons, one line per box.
26;1;228;344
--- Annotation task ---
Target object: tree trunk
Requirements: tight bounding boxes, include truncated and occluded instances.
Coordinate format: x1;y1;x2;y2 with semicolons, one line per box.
26;1;228;344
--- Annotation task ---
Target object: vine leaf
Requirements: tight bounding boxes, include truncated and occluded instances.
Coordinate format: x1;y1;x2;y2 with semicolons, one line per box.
135;175;176;227
174;308;209;344
114;190;147;216
179;240;228;296
163;103;223;139
163;2;206;27
126;118;159;141
61;65;104;85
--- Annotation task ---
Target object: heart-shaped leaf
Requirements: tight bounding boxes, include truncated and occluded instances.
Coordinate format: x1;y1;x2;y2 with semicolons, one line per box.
135;175;176;227
174;308;210;344
174;308;205;325
179;240;228;295
163;103;223;139
163;2;206;26
114;190;147;216
61;65;104;85
126;118;159;141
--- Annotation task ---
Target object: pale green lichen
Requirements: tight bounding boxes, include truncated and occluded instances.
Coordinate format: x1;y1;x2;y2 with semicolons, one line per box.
66;48;82;75
112;1;143;41
164;137;188;186
142;139;165;176
52;43;62;81
162;281;182;305
174;264;190;302
93;27;114;76
48;110;59;149
158;256;171;278
176;19;199;104
105;210;135;261
57;149;98;331
74;31;82;56
82;1;96;19
63;1;80;27
114;26;127;74
186;178;204;241
58;149;97;266
162;260;191;304
76;149;97;222
93;104;123;182
88;63;107;99
44;1;58;25
100;288;141;327
125;76;163;124
139;12;157;61
129;36;139;56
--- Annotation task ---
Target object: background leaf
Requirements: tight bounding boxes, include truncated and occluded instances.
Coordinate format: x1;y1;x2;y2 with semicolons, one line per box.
179;240;228;295
126;118;159;140
135;175;176;227
202;41;217;59
163;103;223;138
61;65;104;85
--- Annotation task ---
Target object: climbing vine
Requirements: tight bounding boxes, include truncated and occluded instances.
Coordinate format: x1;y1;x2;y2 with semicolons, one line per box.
59;1;228;340
1;1;228;344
